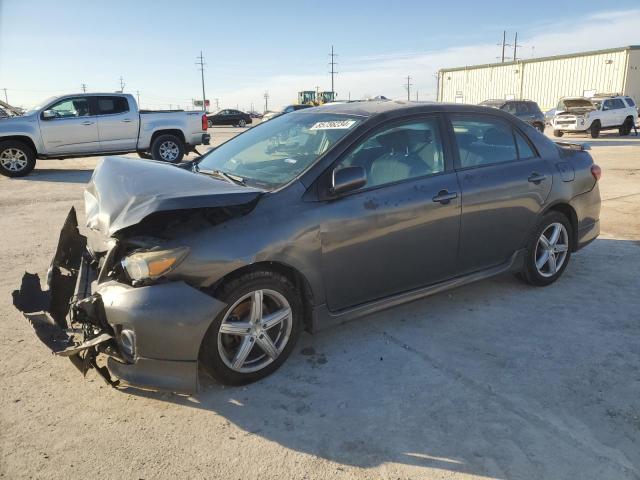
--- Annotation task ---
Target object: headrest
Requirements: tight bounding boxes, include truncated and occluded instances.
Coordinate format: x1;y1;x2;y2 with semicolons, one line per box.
483;127;512;146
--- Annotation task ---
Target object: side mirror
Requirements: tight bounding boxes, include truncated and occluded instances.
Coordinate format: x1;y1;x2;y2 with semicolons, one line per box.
331;166;366;195
42;110;56;119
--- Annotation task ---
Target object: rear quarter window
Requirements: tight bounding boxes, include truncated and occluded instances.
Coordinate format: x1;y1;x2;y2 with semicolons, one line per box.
624;97;636;107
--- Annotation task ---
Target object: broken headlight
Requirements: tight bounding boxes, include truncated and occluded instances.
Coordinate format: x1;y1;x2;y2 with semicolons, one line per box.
121;246;189;282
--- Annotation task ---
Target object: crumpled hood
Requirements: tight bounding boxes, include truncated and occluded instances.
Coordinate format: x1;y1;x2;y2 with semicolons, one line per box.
84;156;263;236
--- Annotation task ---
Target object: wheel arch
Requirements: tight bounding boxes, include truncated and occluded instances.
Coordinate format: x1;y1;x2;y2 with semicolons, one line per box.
0;135;38;155
542;202;579;251
150;129;186;147
209;260;316;333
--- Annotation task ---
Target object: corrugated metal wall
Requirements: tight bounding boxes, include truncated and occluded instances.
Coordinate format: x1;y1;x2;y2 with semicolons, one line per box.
439;49;633;110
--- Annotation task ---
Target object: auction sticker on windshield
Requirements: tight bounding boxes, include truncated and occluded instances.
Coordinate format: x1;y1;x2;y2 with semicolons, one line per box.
309;120;357;130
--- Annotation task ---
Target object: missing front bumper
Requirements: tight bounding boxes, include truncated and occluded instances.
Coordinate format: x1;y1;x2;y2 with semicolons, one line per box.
12;207;120;386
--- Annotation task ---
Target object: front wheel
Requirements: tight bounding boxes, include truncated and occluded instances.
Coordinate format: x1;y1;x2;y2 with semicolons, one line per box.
199;271;303;385
590;121;601;139
238;119;247;128
0;140;36;177
518;212;572;287
207;119;213;128
150;134;185;163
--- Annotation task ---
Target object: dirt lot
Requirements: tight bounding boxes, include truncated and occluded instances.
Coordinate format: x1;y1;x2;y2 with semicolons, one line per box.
1;126;639;479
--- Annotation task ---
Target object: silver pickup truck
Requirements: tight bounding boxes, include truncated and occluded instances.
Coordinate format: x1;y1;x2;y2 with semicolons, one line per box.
0;93;210;177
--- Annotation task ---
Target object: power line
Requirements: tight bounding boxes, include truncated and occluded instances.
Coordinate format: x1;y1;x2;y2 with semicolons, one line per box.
328;45;338;100
403;75;412;102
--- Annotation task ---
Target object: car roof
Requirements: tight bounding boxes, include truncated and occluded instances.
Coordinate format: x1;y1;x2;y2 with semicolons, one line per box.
300;100;525;119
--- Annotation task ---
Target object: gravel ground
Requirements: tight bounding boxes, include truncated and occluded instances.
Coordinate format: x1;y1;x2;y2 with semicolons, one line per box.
1;126;639;480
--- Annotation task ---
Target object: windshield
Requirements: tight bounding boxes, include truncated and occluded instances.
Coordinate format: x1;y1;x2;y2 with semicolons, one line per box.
558;99;594;111
197;112;362;189
24;96;58;115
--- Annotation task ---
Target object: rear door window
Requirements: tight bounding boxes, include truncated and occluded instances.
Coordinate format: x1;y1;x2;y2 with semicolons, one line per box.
97;96;129;115
451;116;518;168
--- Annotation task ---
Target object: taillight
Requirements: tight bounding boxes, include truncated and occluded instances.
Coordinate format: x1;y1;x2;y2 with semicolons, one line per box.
591;164;601;181
201;114;208;131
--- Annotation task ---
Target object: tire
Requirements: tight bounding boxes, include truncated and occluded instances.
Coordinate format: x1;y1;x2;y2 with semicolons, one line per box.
518;211;573;287
238;119;247;128
535;123;545;133
553;130;564;137
207;119;213;128
619;117;633;136
589;121;600;139
199;270;303;385
137;151;153;160
0;140;36;178
150;134;184;163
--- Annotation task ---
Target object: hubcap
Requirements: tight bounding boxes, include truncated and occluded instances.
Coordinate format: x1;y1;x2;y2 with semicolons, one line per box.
535;222;569;278
207;120;213;128
217;289;292;373
0;148;28;172
158;141;179;161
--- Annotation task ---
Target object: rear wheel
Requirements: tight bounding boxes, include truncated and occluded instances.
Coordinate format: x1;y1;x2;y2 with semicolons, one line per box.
199;270;303;385
553;130;564;137
590;121;601;139
619;117;633;136
150;134;184;163
0;140;36;177
519;211;572;287
207;119;213;128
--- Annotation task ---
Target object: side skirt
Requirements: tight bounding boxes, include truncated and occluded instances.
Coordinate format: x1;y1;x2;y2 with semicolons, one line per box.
311;249;526;332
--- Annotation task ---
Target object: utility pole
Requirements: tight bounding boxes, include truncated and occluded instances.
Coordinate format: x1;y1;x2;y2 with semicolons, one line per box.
403;76;412;102
501;31;506;62
513;32;522;61
196;51;207;111
136;90;140;106
416;91;419;101
328;45;338;100
81;83;87;93
2;88;8;103
119;76;125;93
263;91;270;113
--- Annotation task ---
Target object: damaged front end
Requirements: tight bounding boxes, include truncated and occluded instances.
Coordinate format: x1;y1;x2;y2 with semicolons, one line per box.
13;207;121;386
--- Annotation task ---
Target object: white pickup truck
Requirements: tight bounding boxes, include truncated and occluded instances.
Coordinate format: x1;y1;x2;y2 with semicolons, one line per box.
552;95;638;139
0;93;210;177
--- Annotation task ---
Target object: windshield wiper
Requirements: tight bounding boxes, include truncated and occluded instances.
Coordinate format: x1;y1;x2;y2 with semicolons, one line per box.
196;166;245;186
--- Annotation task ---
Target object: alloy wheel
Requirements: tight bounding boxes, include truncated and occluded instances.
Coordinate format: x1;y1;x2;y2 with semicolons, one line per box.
158;141;179;161
0;148;28;172
217;289;293;373
535;222;569;278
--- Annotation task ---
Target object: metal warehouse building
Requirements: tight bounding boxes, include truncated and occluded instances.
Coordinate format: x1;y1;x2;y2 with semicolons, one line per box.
437;45;640;110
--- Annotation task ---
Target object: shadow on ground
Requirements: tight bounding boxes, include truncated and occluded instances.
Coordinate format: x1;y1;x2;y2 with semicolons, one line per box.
20;168;94;184
120;238;640;479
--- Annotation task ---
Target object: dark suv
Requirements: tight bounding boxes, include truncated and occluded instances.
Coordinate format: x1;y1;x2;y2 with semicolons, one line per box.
480;100;545;132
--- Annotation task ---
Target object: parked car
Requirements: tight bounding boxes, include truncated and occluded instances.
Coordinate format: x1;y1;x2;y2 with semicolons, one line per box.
14;101;601;393
0;93;210;177
262;104;313;122
207;109;252;128
551;95;638;138
479;99;546;132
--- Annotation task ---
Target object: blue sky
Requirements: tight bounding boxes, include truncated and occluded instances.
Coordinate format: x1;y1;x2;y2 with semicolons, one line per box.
1;0;639;111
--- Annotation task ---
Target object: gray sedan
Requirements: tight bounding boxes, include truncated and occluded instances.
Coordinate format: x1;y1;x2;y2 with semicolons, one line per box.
14;101;601;393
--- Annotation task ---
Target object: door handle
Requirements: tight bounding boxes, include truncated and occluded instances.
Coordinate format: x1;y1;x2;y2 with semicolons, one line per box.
122;118;132;122
528;172;546;184
81;121;95;125
432;190;458;204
